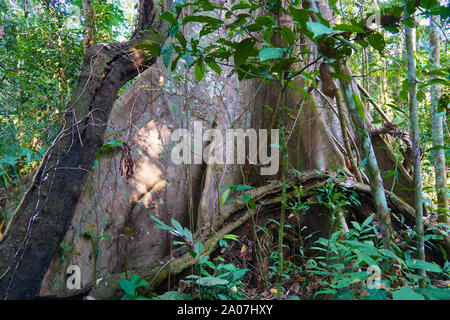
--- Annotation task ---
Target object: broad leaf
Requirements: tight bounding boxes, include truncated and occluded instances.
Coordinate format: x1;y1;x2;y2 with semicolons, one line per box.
334;24;366;34
353;93;366;120
367;33;385;54
392;286;425;300
306;21;333;38
234;38;257;66
407;259;443;273
194;61;205;81
155;291;193;300
280;26;297;45
196;277;229;286
259;47;285;61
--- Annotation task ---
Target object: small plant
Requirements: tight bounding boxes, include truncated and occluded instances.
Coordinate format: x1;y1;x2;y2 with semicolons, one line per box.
150;215;201;256
186;256;249;300
84;226;111;287
149;215;248;300
267;250;299;284
120;274;151;300
59;241;80;263
306;214;450;300
220;184;256;210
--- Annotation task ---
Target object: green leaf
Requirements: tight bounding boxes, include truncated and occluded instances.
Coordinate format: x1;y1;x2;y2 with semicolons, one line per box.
206;61;222;74
259;47;284;61
182;15;223;26
254;16;274;27
392;286;425;300
351;221;361;231
196;277;229;287
427;145;449;152
427;5;450;20
385;103;408;116
150;215;174;232
306;21;333;38
355;251;378;267
246;23;264;32
415;286;450;300
242;193;252;203
419;0;440;10
353;93;366;120
171;218;184;233
362;289;387;300
335;35;359;53
159;11;177;24
194;61;205;81
419;78;450;88
289;6;309;29
231;3;251;10
334;24;366;34
235;184;254;191
120;274;148;296
161;43;173;68
247;198;257;210
222;234;239;241
169;24;180;37
155;291;193;300
331;288;354;300
361;214;374;229
160;12;177;24
135;296;152;300
280;26;297;45
367;33;385;54
406;259;443;273
221;188;230;205
234;38;257;66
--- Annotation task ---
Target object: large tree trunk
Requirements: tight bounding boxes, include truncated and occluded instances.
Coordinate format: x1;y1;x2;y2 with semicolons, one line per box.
1;0;425;299
0;0;170;299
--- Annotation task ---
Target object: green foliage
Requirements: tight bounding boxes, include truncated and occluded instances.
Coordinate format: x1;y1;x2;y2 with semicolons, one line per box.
2;0;447;301
305;216;450;300
278;177;450;300
0;1;82;187
220;184;256;209
92;139;123;169
146;215;248;300
186;257;249;300
152;291;193;300
120;274;151;300
0;0;132;188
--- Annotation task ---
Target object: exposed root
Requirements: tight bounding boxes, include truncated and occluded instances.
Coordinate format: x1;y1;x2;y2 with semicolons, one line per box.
79;171;448;300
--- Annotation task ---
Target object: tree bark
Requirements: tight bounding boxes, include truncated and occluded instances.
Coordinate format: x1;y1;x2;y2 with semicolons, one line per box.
79;173;448;300
404;3;426;287
429;16;448;226
0;0;169;299
339;63;393;251
0;0;430;299
82;0;96;51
